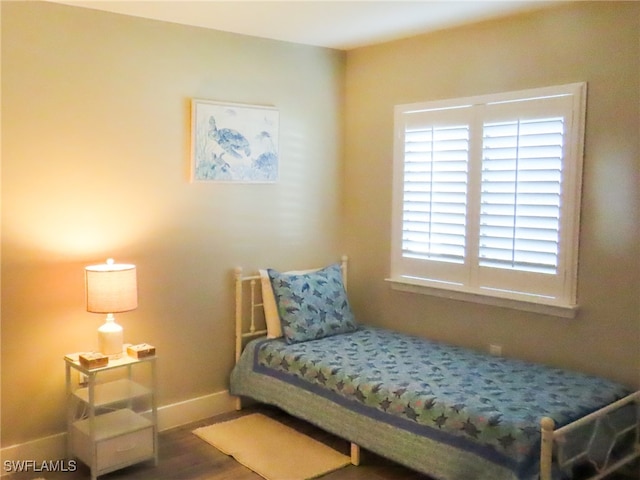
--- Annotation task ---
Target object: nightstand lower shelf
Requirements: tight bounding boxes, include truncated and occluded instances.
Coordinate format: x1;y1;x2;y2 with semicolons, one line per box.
70;409;155;477
73;379;150;407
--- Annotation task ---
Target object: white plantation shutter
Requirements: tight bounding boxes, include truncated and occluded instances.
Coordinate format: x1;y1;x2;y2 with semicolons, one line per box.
479;117;564;274
394;105;474;285
402;124;469;264
391;84;586;313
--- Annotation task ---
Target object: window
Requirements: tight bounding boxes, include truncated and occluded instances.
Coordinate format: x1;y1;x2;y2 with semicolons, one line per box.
389;83;586;317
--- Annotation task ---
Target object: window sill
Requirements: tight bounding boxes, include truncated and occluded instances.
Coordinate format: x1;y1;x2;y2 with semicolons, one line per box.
385;277;578;319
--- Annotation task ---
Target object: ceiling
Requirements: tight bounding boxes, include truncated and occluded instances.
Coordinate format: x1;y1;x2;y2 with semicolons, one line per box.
49;1;559;50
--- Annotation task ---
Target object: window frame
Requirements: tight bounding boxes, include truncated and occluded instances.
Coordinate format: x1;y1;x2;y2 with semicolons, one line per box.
388;83;587;318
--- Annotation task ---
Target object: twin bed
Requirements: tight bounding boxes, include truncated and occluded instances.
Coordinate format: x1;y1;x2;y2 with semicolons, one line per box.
229;257;639;480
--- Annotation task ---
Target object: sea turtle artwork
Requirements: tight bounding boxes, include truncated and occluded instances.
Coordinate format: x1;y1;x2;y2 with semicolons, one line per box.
192;100;279;182
208;116;251;160
252;131;278;179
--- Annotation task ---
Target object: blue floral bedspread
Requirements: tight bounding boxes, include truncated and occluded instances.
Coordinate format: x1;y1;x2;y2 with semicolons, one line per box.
250;326;631;477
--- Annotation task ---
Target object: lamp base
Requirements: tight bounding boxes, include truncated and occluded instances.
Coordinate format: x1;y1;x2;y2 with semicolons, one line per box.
98;314;124;357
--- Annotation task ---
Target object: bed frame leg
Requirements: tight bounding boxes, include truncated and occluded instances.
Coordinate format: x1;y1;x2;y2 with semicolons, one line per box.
540;416;555;480
350;443;360;466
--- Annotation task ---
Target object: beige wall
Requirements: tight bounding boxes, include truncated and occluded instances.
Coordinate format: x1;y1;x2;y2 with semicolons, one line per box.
1;2;344;446
2;0;639;452
344;2;639;388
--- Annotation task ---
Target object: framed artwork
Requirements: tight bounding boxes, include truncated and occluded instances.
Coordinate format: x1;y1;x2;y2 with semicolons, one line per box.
191;99;279;182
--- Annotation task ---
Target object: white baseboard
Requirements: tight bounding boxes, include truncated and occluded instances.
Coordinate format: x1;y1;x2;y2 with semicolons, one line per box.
1;389;235;477
156;389;236;431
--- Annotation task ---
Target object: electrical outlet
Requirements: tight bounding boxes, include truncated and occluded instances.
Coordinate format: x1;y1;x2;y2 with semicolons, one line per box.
489;344;502;356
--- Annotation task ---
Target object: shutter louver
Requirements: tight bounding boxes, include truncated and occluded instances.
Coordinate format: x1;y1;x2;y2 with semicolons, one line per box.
402;125;469;264
479;117;564;274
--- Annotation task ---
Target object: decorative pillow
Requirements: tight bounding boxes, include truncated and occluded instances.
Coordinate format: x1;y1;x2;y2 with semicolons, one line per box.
260;268;320;339
268;263;357;344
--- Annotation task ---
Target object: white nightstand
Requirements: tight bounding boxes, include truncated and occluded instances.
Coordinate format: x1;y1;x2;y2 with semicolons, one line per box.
64;350;158;480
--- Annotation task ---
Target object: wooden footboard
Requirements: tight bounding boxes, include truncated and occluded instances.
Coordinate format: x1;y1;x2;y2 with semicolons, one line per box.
540;391;640;480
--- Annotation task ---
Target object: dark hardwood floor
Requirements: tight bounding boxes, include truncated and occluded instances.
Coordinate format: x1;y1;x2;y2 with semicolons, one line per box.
5;405;639;480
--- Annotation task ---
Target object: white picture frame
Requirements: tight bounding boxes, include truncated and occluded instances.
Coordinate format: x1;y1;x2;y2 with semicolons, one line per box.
191;99;279;183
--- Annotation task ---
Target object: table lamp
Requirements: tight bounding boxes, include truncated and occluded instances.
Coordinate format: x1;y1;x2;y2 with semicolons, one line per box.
85;258;138;356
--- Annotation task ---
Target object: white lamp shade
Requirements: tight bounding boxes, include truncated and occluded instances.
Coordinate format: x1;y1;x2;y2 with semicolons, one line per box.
85;261;138;313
